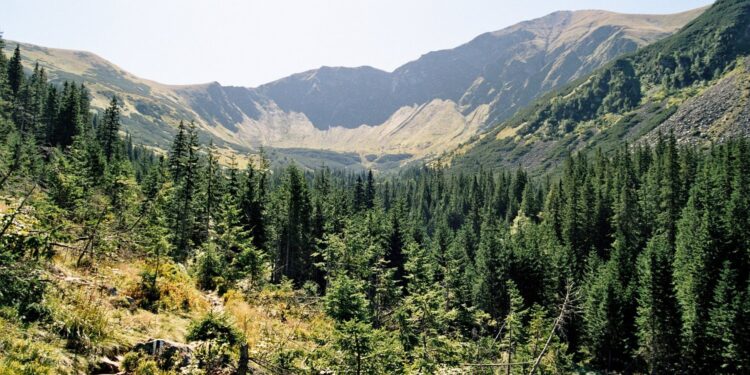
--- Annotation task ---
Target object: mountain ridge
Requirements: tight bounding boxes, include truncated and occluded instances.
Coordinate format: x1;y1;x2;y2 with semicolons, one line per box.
448;0;750;173
4;6;706;169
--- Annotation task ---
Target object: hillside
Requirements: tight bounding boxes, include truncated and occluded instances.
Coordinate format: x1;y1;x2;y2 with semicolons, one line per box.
3;6;703;169
4;1;750;374
449;0;750;172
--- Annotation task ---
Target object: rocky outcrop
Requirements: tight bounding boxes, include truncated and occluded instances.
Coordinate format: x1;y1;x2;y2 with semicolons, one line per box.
645;63;750;144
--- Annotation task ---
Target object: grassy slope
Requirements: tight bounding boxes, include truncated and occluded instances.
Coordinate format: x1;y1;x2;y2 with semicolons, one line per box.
0;196;332;374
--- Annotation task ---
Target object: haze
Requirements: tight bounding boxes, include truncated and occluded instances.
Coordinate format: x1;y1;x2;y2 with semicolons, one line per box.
1;0;712;87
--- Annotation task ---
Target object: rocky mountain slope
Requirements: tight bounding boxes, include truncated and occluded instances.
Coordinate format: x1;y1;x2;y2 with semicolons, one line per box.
4;6;704;169
448;0;750;173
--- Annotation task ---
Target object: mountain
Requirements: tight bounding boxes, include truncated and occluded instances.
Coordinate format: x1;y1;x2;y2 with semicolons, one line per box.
4;6;704;169
448;0;750;173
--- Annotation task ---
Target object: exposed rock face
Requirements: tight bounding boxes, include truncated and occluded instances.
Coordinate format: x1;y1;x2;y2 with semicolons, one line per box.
645;61;750;144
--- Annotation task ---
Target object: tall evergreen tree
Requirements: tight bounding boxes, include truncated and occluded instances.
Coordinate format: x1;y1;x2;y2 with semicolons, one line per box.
705;262;742;372
673;190;713;372
6;45;23;98
276;164;312;284
239;164;267;250
98;96;121;161
365;170;376;210
53;82;82;147
636;233;681;373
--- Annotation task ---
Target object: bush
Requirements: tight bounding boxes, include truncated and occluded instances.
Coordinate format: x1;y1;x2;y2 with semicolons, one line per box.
194;244;224;291
126;262;208;312
192;340;235;374
134;360;161;375
0;263;48;322
0;318;65;374
136;270;161;311
121;351;142;373
186;312;241;346
323;274;369;323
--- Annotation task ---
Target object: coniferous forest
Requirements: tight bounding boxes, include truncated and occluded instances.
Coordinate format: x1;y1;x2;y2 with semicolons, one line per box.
2;1;750;374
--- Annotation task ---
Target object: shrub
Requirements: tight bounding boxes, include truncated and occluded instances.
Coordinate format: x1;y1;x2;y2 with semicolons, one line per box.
0;263;48;322
186;312;241;346
126;262;208;312
134;359;161;375
323;274;369;323
192;340;234;374
121;351;142;373
136;270;160;311
194;244;224;291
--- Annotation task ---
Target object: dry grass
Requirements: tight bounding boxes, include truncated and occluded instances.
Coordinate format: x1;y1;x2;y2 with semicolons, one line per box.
495;125;520;140
223;286;334;369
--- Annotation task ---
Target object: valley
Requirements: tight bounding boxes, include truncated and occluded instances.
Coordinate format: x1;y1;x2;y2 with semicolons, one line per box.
2;1;750;374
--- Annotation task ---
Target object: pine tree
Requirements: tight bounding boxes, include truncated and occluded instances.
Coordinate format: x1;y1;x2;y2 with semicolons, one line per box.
0;34;6;97
705;262;741;372
53;82;81;147
673;191;713;372
98;96;121;161
503;280;527;375
42;85;58;145
386;201;407;286
201;141;224;240
583;256;628;371
6;45;23;98
276;164;312;284
168;120;188;181
239;164;267;250
335;320;375;375
170;121;201;258
365;170;375;210
324;273;370;323
636;233;681;373
353;174;365;212
472;220;508;318
27;64;48;139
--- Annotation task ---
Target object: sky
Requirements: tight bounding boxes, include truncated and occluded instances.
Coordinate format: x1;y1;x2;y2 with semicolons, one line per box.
1;0;713;87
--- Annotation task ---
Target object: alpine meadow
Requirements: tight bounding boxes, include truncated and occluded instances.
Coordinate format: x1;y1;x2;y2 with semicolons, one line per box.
2;0;750;374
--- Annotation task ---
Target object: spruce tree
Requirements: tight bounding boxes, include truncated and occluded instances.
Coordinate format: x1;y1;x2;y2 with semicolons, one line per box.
365;170;375;209
168;120;188;181
673;191;713;372
277;164;312;284
705;262;741;372
386;201;407;286
636;233;681;373
583;256;629;371
98;96;121;161
472;220;508;318
353;174;365;212
6;45;23;98
239;164;267;250
53;82;81;147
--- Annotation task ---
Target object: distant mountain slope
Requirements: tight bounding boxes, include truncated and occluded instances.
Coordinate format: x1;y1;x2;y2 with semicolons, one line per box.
3;6;704;169
253;7;705;131
448;0;750;173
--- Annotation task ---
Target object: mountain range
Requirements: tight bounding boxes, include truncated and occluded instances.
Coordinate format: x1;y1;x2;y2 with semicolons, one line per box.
4;6;706;169
448;0;750;173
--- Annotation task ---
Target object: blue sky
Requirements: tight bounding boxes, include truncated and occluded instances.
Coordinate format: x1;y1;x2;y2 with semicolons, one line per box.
1;0;713;87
